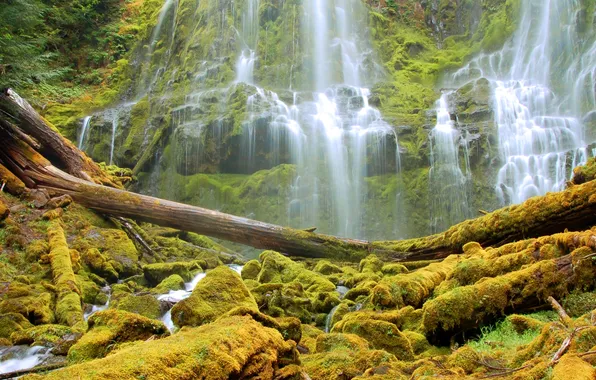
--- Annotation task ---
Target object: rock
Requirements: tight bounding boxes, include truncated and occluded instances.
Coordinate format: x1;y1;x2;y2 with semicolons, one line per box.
359;254;384;274
10;324;82;355
313;260;343;275
552;354;596;380
0;312;34;339
381;263;409;276
67;309;169;362
153;274;185;293
171;265;258;328
26;188;50;208
334;318;414;360
240;259;261;280
112;294;162;320
142;261;202;286
82;228;141;277
40;316;298;379
0;283;55;325
81;248;119;282
315;333;370;353
47;195;73;209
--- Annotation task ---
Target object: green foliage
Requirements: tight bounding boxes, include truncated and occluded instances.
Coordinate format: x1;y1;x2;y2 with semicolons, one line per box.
469;318;541;353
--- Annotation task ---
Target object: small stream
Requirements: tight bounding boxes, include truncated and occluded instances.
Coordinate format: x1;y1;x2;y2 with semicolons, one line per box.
158;264;243;331
0;346;52;376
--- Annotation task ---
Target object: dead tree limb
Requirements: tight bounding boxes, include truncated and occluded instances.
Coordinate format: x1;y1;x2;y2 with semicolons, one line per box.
0;88;116;186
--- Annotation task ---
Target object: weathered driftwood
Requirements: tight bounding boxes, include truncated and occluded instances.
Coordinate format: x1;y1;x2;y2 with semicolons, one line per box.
2;89;596;261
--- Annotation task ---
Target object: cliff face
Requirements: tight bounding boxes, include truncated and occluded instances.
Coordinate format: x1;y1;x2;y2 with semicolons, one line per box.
41;0;521;239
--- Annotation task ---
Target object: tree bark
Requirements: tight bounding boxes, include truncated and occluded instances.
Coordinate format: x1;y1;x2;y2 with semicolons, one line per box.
0;88;116;186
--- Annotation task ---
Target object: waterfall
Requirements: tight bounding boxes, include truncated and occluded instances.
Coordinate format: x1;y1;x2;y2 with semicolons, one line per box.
78;116;92;149
428;92;472;232
229;0;397;238
448;0;594;206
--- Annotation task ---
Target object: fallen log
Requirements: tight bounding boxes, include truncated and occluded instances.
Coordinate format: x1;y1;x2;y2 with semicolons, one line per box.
2;89;596;261
0;88;116;186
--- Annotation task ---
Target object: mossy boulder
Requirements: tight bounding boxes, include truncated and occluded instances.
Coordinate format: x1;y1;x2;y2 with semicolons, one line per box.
11;324;80;355
171;265;258;328
552;354;596;380
153;274;185;293
0;283;55;325
142;261;202;286
68;309;169;362
81;248;119;282
0;312;34;339
240;259;261;280
334;318;414;360
112;294;162;320
315;333;370;353
38;315;299;379
81;228;140;277
359;254;384;274
257;250;335;293
313;260;343;275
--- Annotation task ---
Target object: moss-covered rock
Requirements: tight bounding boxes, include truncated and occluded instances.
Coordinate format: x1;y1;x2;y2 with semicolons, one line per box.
67;309;169;362
11;324;77;352
81;248;119;282
257;250;336;293
171;265;257;327
0;312;34;339
333;318;414;360
240;259;261;280
36;315;298;379
313;260;343;275
315;333;370;353
153;274;185;293
142;261;202;285
79;228;140;277
359;254;384;274
0;283;55;325
112;294;161;320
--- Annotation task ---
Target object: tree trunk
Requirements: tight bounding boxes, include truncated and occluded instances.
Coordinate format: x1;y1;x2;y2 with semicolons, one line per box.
0;88;116;186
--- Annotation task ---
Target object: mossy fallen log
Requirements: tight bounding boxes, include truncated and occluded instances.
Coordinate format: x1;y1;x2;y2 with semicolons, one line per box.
47;220;84;329
421;244;596;342
2;89;596;261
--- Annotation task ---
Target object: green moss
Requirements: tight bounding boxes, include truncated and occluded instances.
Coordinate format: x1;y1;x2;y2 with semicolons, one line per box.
47;221;84;329
171;265;258;327
0;312;34;339
315;333;370;353
112;294;161;320
67;309;169;363
313;260;343;275
142;261;202;285
240;259;261;280
11;324;73;346
81;248;119;282
153;274;185;293
335;318;414;360
39;315;298;379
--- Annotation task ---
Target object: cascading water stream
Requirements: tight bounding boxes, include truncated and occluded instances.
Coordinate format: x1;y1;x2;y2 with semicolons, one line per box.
428;92;472;232
446;0;594;206
78;116;92;149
